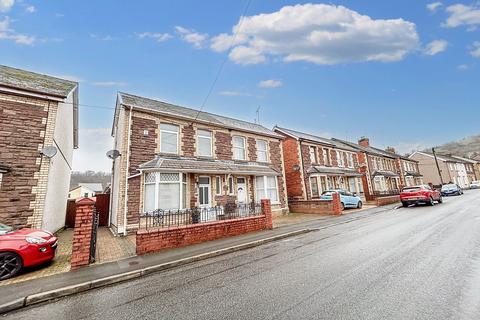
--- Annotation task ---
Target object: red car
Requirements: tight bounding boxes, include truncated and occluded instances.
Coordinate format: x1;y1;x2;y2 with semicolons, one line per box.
400;185;443;207
0;223;58;280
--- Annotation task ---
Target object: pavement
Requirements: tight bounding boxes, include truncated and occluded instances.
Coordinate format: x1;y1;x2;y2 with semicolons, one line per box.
0;202;396;314
4;190;480;319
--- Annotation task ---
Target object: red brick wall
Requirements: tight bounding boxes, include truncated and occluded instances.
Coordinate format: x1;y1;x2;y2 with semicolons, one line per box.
136;199;273;255
281;137;304;200
70;198;95;270
289;192;342;215
215;131;233;160
0;97;48;228
376;195;400;206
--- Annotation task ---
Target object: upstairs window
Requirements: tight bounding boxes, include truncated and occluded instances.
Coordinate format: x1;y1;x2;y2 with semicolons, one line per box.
233;136;246;160
309;146;317;164
347;153;354;168
160;123;179;154
256;139;268;162
336;151;345;167
197;129;213;157
323;148;331;166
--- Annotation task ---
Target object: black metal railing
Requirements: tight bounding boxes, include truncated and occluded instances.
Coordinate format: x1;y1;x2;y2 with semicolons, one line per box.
89;209;99;263
139;202;263;230
372;189;400;197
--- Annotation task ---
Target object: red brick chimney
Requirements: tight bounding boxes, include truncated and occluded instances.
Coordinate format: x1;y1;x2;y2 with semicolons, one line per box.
385;147;396;154
358;136;370;148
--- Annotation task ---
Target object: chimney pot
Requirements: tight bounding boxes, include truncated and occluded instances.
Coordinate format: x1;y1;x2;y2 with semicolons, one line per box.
358;136;370;147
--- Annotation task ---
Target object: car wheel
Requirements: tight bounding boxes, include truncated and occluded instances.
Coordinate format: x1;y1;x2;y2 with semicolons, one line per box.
402;201;409;207
0;252;23;280
438;196;443;204
357;201;363;209
341;202;345;211
428;197;435;206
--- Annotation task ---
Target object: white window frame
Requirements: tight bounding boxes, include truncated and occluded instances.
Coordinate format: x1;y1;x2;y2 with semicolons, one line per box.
309;146;317;164
228;176;235;195
310;176;319;198
337;151;345;167
197;129;213;157
143;172;187;211
347;153;354;168
255;176;279;204
256;139;268;163
215;176;222;195
159;123;179;154
233;136;246;160
323;148;330;166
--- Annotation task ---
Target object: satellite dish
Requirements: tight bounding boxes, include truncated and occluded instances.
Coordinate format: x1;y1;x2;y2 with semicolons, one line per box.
40;146;58;158
106;149;121;160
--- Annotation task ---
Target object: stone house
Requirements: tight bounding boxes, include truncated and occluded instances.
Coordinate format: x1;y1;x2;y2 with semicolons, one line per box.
109;92;288;235
273;127;364;201
0;65;79;232
409;151;469;188
450;156;478;184
332;137;411;200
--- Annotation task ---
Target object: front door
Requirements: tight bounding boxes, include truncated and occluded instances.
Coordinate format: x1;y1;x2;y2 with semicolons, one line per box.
198;176;211;208
237;177;247;203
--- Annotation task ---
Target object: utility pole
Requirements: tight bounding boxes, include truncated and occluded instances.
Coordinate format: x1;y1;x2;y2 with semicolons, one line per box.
432;147;444;185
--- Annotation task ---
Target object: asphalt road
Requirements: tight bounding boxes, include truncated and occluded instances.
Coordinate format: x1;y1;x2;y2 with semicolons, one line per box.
5;190;480;320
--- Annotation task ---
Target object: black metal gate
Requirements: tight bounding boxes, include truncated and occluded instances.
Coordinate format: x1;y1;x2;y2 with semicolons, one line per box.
89;208;99;263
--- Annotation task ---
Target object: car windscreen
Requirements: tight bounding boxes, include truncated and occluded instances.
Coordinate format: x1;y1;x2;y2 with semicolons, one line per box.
441;184;456;190
321;191;334;196
0;223;13;235
402;187;421;192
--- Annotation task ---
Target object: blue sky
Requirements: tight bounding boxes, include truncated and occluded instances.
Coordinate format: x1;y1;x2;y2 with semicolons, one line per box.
1;0;479;171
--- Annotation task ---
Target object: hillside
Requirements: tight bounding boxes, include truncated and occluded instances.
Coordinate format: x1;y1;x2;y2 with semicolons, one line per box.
431;134;480;158
70;171;111;190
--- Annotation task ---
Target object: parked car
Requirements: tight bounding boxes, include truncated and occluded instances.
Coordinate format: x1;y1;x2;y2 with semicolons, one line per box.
469;181;480;189
400;185;442;207
0;223;58;280
320;189;363;210
441;184;463;196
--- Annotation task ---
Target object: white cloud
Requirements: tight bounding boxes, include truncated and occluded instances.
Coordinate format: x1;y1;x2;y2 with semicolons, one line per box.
427;2;442;13
136;32;172;42
258;79;282;88
90;34;113;41
25;5;35;13
394;142;428;155
91;81;127;87
444;4;480;29
211;3;419;65
424;40;448;55
175;26;208;49
0;16;35;45
0;0;14;12
457;64;469;70
73;128;113;172
470;41;480;57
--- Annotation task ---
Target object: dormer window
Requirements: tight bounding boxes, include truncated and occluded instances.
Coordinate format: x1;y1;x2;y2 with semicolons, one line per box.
233;136;246;160
160;123;179;154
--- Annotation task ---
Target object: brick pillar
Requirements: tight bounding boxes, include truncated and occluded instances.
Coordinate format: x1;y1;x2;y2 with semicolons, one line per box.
332;192;342;215
70;197;96;270
261;199;273;229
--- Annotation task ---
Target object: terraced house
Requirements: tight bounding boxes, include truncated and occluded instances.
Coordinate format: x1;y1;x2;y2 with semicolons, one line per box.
273;127;365;201
332;137;408;200
110;93;288;235
0;65;78;232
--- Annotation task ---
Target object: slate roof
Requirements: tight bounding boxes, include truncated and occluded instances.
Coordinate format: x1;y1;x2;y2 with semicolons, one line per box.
404;171;422;177
78;183;104;192
117;92;282;139
307;166;363;177
414;151;466;163
0;65;77;98
139;155;280;176
273;126;360;152
331;138;413;161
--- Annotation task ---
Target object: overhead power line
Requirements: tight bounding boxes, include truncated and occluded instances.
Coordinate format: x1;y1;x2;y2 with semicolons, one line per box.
193;0;253;122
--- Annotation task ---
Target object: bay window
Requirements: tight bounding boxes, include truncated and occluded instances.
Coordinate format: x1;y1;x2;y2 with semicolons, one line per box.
197;129;213;157
255;176;279;203
256;139;268;162
143;172;187;211
310;177;319;198
160;123;179;154
233;136;246;160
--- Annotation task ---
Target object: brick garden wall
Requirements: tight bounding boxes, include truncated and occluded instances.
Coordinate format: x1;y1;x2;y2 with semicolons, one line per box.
375;195;400;206
288;193;342;215
70;198;95;270
136;199;273;255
